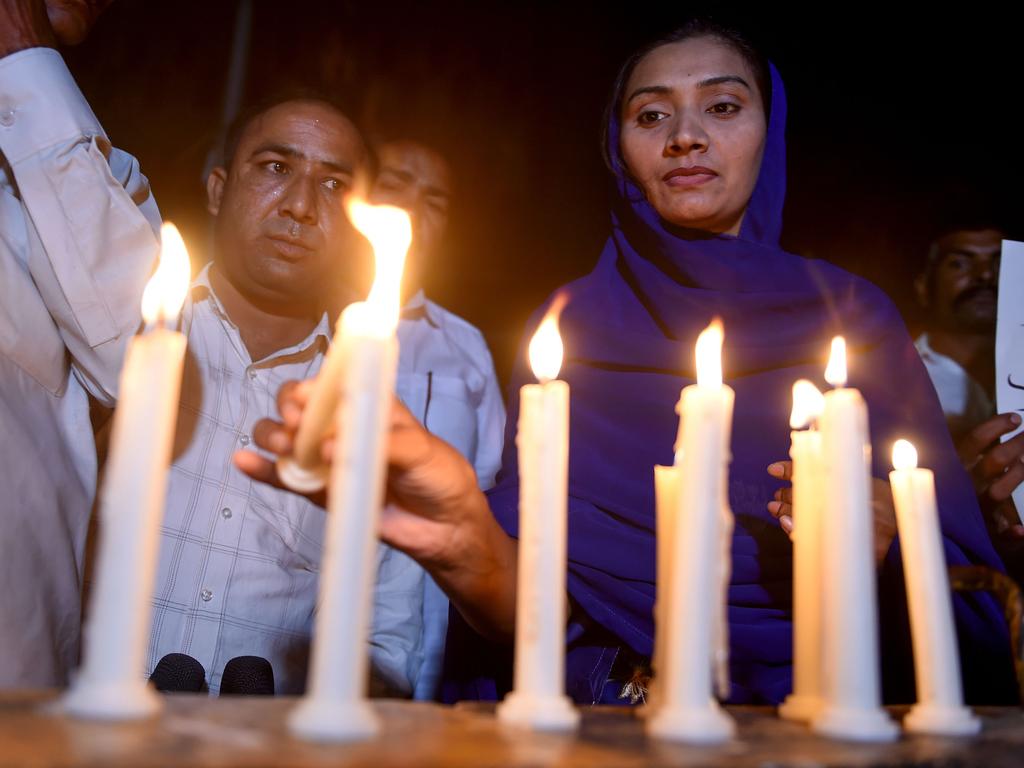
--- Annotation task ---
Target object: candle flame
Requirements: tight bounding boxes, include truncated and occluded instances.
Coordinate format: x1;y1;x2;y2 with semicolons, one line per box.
790;379;825;429
695;318;724;389
141;223;191;324
346;197;412;335
892;439;918;471
528;313;563;383
824;336;847;387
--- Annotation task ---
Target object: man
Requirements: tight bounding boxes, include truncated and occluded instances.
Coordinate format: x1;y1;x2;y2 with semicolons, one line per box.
146;98;420;695
914;226;1024;547
0;0;159;686
369;139;505;699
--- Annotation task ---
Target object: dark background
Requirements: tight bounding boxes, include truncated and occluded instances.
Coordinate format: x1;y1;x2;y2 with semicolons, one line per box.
64;1;1022;385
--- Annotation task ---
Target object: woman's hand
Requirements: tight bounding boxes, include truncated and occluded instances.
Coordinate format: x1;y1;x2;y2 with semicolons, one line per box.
234;379;518;641
767;460;898;566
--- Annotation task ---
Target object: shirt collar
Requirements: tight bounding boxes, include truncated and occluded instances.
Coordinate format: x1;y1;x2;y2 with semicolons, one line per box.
191;263;331;365
401;289;439;328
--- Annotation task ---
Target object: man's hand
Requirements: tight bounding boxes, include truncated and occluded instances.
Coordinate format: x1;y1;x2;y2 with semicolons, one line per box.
957;412;1024;540
45;1;112;46
767;460;898;566
0;0;56;57
234;378;517;640
958;413;1024;502
0;1;110;58
234;378;486;565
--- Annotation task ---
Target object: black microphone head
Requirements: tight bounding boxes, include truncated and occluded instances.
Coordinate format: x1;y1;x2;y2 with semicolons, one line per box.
149;653;207;693
219;656;275;696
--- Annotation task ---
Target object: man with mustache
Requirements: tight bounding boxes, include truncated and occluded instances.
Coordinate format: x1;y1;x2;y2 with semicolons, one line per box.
142;96;423;696
0;0;157;686
914;226;1024;550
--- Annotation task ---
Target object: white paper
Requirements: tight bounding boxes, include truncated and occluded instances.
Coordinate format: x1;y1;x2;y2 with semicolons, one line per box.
995;239;1024;523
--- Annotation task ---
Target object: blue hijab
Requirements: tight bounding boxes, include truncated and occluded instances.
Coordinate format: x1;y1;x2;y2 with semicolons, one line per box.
442;62;1016;705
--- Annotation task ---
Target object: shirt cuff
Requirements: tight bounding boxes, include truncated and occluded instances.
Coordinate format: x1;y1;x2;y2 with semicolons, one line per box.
0;47;105;165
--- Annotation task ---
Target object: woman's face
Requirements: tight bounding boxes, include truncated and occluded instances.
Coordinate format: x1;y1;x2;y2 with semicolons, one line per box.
619;36;767;235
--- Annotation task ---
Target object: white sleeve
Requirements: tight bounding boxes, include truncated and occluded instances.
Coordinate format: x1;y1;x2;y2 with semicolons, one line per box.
0;47;160;406
472;340;507;491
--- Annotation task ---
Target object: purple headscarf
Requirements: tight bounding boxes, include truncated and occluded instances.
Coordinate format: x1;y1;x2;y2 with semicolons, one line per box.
443;62;1015;705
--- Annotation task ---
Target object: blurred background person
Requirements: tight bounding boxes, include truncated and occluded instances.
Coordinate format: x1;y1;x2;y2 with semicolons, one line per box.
913;224;1024;577
367;137;505;700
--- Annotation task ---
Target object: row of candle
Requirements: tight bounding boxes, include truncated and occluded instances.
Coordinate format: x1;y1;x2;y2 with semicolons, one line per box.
780;344;979;738
60;210;978;746
498;319;979;743
645;326;978;743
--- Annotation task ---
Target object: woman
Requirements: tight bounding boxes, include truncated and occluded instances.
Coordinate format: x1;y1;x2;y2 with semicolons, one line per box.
239;20;1016;705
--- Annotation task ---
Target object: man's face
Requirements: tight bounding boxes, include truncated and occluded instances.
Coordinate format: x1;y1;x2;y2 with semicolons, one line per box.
207;100;365;314
369;141;452;291
918;229;1003;334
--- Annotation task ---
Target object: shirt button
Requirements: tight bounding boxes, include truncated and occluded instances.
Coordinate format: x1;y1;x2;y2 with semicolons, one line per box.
239;434;250;446
247;369;257;380
221;507;233;520
200;588;213;602
0;108;14;127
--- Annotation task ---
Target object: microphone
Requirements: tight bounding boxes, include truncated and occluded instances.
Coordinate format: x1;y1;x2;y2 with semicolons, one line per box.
149;653;207;693
219;655;275;695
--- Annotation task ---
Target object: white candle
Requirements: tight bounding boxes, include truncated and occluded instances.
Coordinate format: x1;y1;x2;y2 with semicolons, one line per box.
648;319;736;744
63;224;191;721
779;380;826;723
276;315;348;493
890;439;980;736
289;201;410;743
277;199;410;495
497;313;579;731
650;463;681;712
813;337;898;742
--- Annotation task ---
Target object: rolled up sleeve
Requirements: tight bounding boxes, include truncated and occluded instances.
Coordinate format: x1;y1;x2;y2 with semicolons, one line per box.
0;47;160;404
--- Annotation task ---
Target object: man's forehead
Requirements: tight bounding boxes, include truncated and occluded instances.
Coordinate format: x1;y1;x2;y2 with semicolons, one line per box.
242;101;364;158
937;229;1003;256
378;143;452;192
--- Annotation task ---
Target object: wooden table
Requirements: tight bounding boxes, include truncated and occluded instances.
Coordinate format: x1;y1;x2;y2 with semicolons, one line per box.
2;692;1023;767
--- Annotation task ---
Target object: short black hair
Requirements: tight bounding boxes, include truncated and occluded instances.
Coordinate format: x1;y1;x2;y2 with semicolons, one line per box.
219;88;361;171
602;17;772;173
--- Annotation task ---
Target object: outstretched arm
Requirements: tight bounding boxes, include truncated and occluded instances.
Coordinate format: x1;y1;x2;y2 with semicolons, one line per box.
235;380;519;643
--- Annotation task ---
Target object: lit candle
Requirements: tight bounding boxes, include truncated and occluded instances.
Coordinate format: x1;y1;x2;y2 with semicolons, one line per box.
890;439;980;736
497;311;579;731
648;319;736;744
63;224;191;721
289;201;410;742
276;200;408;494
780;380;826;723
813;337;898;742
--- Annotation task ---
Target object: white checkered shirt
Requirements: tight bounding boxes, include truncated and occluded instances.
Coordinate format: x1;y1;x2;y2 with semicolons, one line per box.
146;265;424;695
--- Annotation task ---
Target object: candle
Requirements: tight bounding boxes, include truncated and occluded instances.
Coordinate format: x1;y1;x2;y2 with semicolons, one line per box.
277;199;410;494
497;312;579;731
813;337;898;741
890;439;980;736
275;320;346;492
650;463;681;712
648;319;736;744
63;223;191;721
289;201;410;742
779;380;826;723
